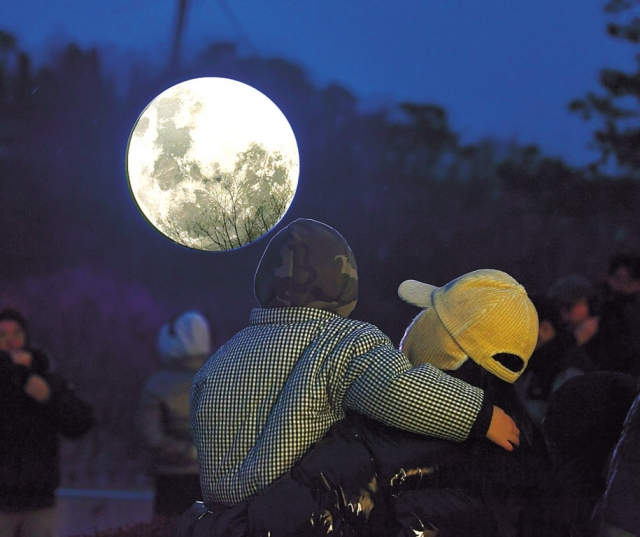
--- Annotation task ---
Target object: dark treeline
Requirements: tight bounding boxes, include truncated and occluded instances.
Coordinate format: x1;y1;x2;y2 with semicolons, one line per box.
1;18;640;484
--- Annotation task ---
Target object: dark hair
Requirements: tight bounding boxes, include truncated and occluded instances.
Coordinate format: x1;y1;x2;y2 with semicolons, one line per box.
608;252;640;280
547;274;595;310
0;308;28;332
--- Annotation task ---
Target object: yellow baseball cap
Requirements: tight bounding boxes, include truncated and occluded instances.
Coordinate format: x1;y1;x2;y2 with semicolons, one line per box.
398;269;539;384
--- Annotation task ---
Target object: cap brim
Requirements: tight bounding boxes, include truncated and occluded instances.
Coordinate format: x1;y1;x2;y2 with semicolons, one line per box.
398;280;438;308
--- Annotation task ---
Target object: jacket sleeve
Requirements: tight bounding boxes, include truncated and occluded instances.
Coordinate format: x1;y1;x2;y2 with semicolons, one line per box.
42;373;94;439
340;328;488;443
137;388;195;462
598;391;640;536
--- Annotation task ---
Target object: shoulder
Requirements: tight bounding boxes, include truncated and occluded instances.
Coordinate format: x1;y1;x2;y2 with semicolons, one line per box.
308;316;395;358
329;315;391;337
343;317;395;348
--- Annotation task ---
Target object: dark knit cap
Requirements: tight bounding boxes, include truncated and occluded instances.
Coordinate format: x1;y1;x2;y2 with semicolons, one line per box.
547;274;594;308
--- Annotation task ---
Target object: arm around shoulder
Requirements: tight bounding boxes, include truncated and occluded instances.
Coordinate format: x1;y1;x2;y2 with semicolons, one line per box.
342;338;487;442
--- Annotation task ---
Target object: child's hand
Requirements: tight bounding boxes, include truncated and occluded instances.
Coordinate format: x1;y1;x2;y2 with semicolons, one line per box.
486;405;520;451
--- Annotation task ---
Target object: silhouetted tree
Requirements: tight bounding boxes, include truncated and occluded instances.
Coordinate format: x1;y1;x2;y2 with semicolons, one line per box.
569;0;640;177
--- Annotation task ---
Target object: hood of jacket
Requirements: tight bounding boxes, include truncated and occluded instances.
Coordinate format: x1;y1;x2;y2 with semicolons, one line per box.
254;218;358;317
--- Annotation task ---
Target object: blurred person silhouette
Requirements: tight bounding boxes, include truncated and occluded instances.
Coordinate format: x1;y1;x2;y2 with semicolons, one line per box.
546;274;602;389
515;294;575;424
543;371;638;537
181;219;522;537
593;253;640;375
593;377;640;537
137;310;212;518
0;308;94;537
605;253;640;297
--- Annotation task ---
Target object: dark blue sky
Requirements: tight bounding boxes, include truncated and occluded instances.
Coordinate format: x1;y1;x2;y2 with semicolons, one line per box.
0;0;632;167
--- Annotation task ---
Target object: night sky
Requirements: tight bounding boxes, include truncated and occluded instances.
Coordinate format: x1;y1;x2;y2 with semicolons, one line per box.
0;0;632;167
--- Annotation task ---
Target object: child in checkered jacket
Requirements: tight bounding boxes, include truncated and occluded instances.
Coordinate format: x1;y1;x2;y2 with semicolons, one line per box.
185;220;523;536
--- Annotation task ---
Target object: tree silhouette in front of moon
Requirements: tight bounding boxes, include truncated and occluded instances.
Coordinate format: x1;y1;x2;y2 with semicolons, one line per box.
157;142;295;251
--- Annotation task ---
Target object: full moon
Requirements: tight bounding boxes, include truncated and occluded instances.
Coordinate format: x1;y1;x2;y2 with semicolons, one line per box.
125;77;300;251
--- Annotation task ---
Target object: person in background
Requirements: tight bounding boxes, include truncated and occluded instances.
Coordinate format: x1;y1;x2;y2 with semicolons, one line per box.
594;253;640;375
0;308;94;537
515;294;573;425
605;253;640;297
546;274;601;389
137;310;212;518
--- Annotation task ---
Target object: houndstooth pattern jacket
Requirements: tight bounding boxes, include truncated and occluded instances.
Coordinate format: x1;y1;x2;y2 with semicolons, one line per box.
190;306;485;506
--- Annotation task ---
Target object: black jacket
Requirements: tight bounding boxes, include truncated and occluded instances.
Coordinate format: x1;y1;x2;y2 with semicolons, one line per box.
596;384;640;536
243;361;554;537
0;349;93;512
179;361;552;536
542;371;638;537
